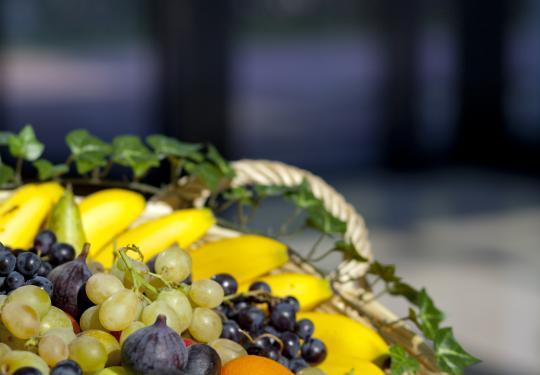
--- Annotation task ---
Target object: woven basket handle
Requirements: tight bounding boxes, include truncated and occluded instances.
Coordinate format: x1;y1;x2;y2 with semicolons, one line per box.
230;159;373;277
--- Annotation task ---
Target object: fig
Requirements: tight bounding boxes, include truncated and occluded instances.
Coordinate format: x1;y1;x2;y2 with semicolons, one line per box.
183;344;221;375
47;244;92;318
121;315;187;375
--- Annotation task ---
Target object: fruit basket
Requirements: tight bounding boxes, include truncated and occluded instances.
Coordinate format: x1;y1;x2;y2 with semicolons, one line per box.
191;160;439;374
0;126;478;375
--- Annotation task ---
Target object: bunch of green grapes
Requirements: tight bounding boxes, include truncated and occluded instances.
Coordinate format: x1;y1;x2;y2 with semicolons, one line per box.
76;245;224;372
0;245;226;374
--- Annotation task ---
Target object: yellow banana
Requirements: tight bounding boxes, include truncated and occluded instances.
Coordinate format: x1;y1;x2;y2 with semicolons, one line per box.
94;208;215;267
240;273;333;310
79;189;146;256
190;235;289;283
0;182;64;248
298;312;389;364
318;359;385;375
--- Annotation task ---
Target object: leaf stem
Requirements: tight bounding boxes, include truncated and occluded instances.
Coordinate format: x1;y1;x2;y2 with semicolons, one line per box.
306;232;326;260
14;157;23;184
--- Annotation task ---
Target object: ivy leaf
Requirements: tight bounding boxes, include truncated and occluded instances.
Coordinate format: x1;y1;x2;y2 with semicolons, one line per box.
285;180;319;209
254;185;292;198
0;164;14;184
66;129;112;174
416;288;444;340
334;240;368;262
368;261;400;282
146;134;203;161
434;327;480;374
306;205;347;234
7;125;44;161
388;281;419;303
33;160;69;180
0;132;13;145
185;161;223;191
207;145;235;177
223;187;255;206
407;307;420;326
112;135;159;178
389;345;420;375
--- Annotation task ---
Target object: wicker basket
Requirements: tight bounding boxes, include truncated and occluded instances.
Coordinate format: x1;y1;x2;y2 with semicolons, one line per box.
0;159;440;374
203;160;440;374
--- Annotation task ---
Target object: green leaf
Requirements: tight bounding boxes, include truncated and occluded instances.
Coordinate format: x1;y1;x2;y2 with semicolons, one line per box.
66;129;112;174
112;135;159;178
368;261;400;282
253;185;292;198
185;161;223;191
207;145;235;177
334;240;369;262
0;164;14;184
7;125;44;161
0;132;13;145
33;160;69;180
416;288;444;340
285;180;319;209
434;327;480;374
306;205;347;234
389;345;420;375
146;134;203;161
388;281;419;303
223;187;255;205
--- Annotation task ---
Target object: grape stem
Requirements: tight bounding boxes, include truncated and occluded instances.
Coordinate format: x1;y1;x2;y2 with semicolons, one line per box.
117;246;159;300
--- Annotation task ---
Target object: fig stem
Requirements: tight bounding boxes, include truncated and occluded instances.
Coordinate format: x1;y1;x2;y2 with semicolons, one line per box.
79;243;91;262
155;314;168;327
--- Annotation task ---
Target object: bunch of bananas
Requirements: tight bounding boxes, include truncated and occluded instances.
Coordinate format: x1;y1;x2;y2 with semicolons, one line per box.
0;183;389;375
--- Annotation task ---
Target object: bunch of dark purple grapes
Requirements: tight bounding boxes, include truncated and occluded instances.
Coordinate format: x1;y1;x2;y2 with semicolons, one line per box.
212;273;327;374
0;230;76;296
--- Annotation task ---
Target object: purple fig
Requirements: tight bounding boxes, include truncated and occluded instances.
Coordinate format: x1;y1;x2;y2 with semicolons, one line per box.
122;315;188;374
47;244;92;318
183;344;221;375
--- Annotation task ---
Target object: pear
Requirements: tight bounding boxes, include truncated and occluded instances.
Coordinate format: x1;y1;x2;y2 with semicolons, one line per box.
47;185;87;254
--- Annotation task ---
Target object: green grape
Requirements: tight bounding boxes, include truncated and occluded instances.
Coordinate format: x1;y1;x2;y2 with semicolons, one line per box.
85;273;125;304
1;302;40;339
95;367;129;375
80;330;121;366
188;307;222;343
155;245;191;283
0;350;49;374
0;343;11;359
43;328;76;345
189;279;224;308
99;290;138;331
119;321;145;346
0;324;30;351
157;289;193;332
110;260;126;281
39;306;72;334
80;305;107;331
69;336;107;373
141;301;183;334
6;285;51;317
210;338;247;364
134;296;148;321
38;334;68;367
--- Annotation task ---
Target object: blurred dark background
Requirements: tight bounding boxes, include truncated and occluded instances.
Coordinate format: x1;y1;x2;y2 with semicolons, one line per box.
0;1;539;374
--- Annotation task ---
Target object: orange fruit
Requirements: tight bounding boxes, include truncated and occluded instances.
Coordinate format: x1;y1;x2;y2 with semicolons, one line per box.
221;355;293;375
